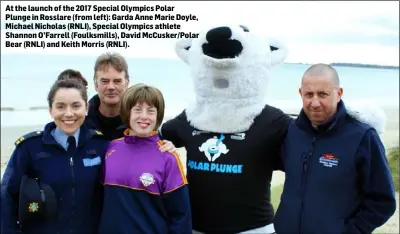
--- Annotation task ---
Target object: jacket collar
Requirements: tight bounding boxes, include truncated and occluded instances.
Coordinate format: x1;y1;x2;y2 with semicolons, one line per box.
296;100;347;135
88;94;101;117
42;122;91;148
87;94;126;130
51;127;80;150
122;129;160;145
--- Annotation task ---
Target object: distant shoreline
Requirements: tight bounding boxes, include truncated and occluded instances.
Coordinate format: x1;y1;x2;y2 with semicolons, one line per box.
287;62;399;70
330;63;399;69
1;106;48;111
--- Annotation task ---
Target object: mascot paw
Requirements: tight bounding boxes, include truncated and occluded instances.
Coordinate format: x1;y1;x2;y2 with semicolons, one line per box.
346;101;387;135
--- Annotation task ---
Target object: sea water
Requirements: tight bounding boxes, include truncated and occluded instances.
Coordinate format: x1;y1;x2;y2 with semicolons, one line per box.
1;53;399;127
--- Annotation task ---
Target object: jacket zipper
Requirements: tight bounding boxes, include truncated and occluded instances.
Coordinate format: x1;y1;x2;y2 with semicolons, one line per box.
300;136;316;234
70;156;75;232
70;157;75;197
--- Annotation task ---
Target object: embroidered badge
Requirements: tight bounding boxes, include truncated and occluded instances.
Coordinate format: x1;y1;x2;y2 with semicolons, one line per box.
140;173;155;187
105;149;116;158
28;202;39;212
319;153;339;167
230;132;246;140
192;130;210;136
82;156;101;167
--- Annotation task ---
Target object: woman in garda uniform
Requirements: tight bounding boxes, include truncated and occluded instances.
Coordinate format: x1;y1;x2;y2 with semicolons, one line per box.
1;79;108;234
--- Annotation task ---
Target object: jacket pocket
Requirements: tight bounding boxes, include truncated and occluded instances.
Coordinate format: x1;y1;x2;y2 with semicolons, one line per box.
311;218;344;234
273;201;299;234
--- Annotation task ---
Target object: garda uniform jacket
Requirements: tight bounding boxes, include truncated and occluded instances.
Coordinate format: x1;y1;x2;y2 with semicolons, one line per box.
274;100;396;234
1;122;108;234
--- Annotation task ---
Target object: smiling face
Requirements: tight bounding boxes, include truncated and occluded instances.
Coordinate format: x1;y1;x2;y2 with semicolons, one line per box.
119;83;165;137
49;87;88;135
129;102;158;137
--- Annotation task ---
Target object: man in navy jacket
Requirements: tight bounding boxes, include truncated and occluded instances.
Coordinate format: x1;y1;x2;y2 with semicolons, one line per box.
274;63;396;234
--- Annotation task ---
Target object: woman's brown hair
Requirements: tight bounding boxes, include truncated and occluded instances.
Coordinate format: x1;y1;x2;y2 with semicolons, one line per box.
120;83;165;130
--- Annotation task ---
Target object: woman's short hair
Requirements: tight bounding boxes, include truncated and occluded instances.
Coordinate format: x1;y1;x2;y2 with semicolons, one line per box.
47;79;88;108
120;83;165;131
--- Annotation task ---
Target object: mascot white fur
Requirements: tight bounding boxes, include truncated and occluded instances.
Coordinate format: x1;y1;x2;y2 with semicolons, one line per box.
160;25;386;234
175;25;287;133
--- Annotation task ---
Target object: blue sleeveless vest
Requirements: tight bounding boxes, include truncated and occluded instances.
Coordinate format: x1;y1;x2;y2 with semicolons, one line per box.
274;101;371;234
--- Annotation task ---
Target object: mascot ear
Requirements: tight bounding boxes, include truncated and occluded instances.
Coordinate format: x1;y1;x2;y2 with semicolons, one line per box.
346;101;387;135
175;38;193;64
268;38;288;67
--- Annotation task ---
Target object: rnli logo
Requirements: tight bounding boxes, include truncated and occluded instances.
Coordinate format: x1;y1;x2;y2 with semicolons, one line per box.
319;153;339;167
140;173;155;187
28;202;39;212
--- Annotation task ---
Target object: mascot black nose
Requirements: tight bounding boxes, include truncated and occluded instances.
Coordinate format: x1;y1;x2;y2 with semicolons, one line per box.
202;26;243;59
206;27;232;43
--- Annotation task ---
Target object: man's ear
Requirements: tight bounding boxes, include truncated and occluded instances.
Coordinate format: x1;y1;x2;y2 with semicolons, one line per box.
298;88;302;97
267;38;288;67
338;87;343;100
175;38;193;64
93;77;98;91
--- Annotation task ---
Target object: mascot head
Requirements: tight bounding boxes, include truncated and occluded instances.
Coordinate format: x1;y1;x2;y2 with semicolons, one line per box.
174;25;387;136
176;25;287;101
175;25;288;133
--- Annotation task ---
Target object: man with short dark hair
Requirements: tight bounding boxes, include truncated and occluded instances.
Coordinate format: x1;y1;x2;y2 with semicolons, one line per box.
273;63;396;234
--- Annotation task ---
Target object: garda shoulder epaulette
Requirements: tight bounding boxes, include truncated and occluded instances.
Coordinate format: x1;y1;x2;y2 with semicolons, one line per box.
14;130;43;146
88;129;104;138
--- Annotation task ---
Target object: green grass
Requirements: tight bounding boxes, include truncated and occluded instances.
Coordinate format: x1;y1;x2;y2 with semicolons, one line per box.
271;183;284;211
388;146;399;192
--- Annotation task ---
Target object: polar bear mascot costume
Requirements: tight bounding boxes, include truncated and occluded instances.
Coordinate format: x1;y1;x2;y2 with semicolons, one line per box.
160;25;386;234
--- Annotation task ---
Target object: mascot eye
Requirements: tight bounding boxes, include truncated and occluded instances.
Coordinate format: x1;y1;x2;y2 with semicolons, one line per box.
239;25;249;32
270;46;278;51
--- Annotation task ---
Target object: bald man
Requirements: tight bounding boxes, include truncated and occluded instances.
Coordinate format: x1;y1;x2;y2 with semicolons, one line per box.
273;64;396;234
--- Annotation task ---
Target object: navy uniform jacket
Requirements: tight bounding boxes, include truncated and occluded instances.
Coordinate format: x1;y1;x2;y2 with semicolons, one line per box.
274;100;396;234
84;95;126;141
1;122;109;234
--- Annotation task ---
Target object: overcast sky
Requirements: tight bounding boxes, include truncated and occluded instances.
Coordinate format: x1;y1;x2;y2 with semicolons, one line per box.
1;1;399;65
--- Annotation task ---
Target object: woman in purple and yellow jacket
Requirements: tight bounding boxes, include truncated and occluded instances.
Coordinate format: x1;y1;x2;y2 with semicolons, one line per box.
99;83;192;234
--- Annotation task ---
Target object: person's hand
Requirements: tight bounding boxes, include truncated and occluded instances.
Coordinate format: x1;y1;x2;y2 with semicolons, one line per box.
159;140;177;153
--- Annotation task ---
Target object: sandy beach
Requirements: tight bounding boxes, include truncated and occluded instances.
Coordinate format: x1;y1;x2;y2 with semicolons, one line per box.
1;106;398;232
